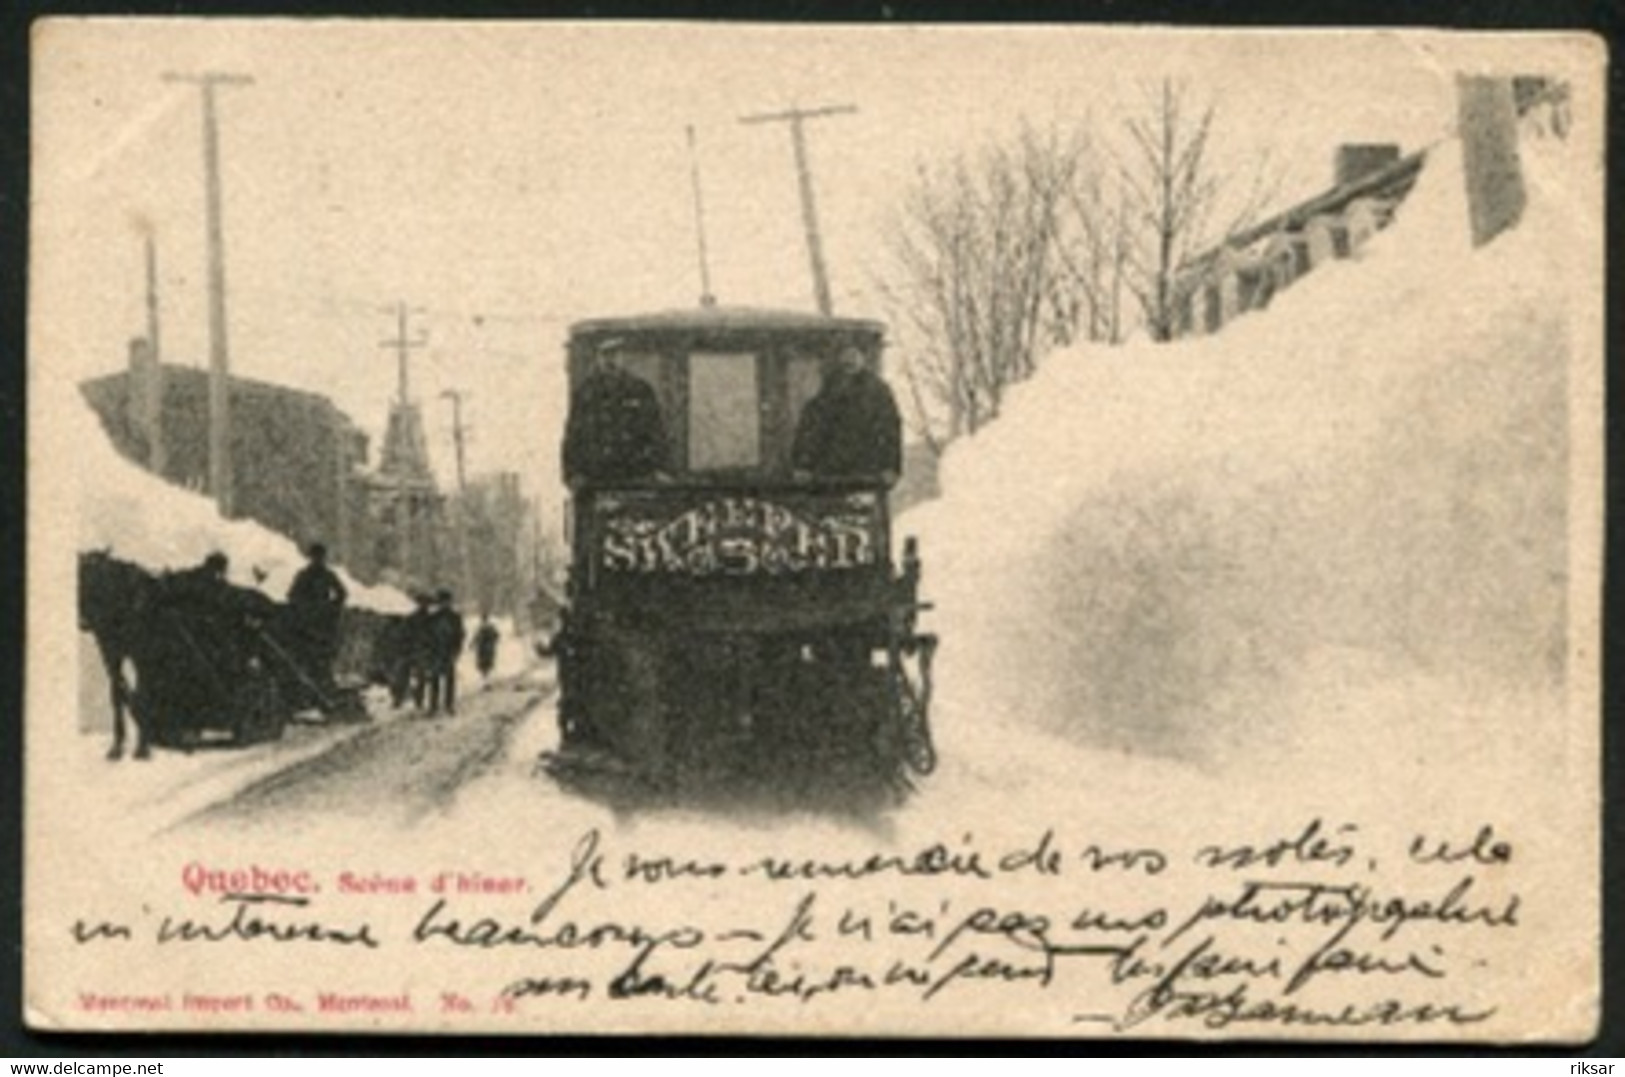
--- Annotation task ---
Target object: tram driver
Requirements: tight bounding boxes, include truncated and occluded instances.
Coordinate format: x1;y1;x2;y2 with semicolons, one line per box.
791;343;902;485
562;338;670;487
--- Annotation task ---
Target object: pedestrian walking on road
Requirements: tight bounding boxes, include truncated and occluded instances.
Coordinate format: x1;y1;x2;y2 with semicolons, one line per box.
473;615;500;688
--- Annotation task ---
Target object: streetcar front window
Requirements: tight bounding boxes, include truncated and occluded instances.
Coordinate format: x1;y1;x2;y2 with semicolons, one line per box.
687;352;760;470
786;353;823;437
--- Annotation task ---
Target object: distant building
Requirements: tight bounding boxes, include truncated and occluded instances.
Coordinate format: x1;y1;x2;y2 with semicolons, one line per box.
357;399;450;594
81;354;372;572
1171;78;1569;340
1170;143;1425;340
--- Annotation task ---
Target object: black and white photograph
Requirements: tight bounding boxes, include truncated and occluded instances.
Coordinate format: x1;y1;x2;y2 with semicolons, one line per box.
24;21;1603;1039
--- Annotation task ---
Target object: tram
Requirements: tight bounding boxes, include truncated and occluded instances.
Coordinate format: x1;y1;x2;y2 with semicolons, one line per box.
545;306;936;805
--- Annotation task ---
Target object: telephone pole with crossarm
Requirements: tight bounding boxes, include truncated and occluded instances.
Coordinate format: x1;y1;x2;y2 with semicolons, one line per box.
740;103;857;316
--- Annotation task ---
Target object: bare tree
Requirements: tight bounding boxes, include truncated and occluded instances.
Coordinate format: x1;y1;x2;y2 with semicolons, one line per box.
1115;79;1279;341
879;87;1280;451
1051;166;1134;346
879;123;1089;448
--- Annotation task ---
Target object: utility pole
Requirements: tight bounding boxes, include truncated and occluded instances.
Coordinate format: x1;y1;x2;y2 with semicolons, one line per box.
141;230;166;475
530;502;545;619
740;102;857;315
332;411;352;571
442;389;475;609
377;303;428;587
380;302;428;405
143;231;161;373
164;70;252;518
440;389;469;493
685;125;717;307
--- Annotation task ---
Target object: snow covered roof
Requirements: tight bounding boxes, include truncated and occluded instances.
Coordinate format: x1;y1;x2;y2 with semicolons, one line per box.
81;361;356;416
569;305;884;339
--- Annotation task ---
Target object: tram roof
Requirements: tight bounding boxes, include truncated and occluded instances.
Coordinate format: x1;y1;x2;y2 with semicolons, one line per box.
569;305;885;340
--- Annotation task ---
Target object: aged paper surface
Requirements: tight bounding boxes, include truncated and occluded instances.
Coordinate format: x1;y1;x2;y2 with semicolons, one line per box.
26;21;1604;1039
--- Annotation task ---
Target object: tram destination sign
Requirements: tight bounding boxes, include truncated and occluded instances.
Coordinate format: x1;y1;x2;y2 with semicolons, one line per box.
593;490;882;577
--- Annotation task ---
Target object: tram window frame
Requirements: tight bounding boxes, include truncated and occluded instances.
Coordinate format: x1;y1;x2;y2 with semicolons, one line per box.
610;349;665;396
685;350;763;473
785;351;825;442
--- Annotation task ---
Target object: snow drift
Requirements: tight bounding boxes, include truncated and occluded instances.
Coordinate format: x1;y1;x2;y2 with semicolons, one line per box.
69;386;411;614
903;134;1576;796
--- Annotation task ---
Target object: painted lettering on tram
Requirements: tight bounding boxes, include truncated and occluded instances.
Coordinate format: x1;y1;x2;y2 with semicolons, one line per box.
599;496;877;576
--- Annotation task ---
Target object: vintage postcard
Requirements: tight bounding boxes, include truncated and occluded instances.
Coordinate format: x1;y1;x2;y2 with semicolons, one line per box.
25;21;1604;1039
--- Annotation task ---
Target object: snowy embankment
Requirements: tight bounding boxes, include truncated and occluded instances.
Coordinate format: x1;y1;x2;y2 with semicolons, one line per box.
70;388;410;614
66;373;411;741
900;134;1580;815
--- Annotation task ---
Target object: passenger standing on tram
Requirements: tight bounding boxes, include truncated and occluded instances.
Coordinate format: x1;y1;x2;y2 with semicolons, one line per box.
792;346;903;672
791;344;902;484
562;338;669;487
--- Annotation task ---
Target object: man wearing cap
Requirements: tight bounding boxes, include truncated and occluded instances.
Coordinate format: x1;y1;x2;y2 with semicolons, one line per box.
424;589;467;716
562;338;669;487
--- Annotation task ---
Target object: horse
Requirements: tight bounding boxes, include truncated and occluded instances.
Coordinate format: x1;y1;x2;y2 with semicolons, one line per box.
77;550;159;760
81;549;390;753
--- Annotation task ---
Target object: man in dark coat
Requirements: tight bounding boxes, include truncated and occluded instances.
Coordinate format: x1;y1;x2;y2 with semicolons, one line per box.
286;543;347;695
472;614;500;687
164;552;273;626
400;592;434;710
562;339;669;487
791;345;902;483
155;552;279;743
424;589;467;716
378;609;414;708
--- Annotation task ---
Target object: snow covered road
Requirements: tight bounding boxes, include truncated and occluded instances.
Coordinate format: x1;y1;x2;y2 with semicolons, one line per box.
59;663;557;839
181;674;555;832
182;666;555;832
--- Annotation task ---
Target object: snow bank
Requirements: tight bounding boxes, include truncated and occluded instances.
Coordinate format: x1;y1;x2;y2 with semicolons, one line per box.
902;134;1575;796
70;390;411;614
